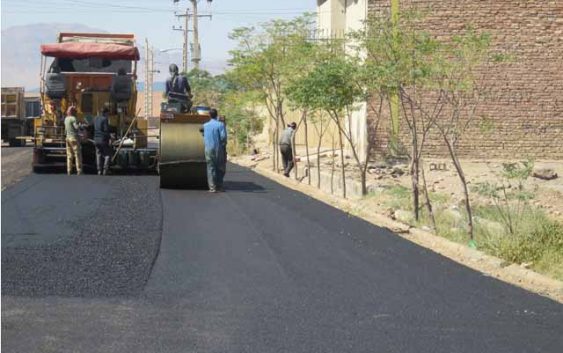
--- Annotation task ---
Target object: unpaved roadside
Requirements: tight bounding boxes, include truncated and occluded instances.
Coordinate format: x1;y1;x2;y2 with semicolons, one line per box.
1;146;33;190
232;158;563;303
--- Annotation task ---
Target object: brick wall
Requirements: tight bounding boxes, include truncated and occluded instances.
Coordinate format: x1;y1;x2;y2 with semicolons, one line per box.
367;0;563;159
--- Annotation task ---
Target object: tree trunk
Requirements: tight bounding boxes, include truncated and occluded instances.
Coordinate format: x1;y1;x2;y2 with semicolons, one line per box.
444;137;475;240
331;133;336;195
420;159;437;230
292;129;298;180
317;142;322;189
411;144;420;222
338;124;346;199
454;157;474;240
360;171;367;196
304;113;311;185
272;116;278;172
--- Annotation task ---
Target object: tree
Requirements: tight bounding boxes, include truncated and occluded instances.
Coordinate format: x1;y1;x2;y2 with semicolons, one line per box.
228;14;316;172
287;52;367;197
310;111;332;189
354;12;444;224
434;29;494;241
185;69;232;108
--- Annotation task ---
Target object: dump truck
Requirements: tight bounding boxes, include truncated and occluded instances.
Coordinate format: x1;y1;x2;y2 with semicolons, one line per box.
1;87;29;146
34;32;209;188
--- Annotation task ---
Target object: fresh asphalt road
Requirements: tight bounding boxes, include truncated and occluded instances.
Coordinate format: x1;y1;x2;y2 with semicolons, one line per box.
2;164;562;353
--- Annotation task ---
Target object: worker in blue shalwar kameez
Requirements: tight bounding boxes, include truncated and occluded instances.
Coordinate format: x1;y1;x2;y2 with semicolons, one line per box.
203;108;227;193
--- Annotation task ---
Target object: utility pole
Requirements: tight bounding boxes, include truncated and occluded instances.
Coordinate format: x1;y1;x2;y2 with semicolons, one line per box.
148;45;154;118
173;1;212;72
190;0;212;70
191;0;200;70
144;39;157;118
173;8;190;73
144;38;151;119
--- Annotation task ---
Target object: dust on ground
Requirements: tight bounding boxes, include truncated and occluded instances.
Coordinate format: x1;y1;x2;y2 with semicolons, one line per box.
237;147;563;222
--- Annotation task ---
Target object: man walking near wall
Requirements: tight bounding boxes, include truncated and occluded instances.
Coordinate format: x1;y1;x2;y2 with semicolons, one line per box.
64;106;82;175
94;108;112;175
279;122;297;177
203;109;227;192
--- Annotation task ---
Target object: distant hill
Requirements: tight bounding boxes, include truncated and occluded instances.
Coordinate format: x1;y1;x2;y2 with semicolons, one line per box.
1;23;107;89
1;23;228;91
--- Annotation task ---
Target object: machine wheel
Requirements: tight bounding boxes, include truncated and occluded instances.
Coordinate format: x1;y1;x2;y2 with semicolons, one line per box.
159;119;208;189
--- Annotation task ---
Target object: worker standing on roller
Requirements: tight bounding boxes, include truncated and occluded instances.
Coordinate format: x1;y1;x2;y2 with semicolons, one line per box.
165;63;192;112
203;109;227;193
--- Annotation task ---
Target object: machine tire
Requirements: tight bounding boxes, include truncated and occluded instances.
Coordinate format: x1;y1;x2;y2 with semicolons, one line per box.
159;119;208;189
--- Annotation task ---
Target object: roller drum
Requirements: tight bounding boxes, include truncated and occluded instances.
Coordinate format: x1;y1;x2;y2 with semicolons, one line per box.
159;121;207;189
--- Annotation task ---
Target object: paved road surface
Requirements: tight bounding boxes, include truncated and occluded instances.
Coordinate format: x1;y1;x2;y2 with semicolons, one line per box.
2;164;562;353
1;146;32;190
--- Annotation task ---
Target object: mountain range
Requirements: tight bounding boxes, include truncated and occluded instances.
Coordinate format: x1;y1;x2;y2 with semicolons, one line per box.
1;23;108;90
1;23;227;91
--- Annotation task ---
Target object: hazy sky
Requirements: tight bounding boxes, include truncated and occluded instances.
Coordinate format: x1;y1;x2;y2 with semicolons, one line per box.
1;0;316;75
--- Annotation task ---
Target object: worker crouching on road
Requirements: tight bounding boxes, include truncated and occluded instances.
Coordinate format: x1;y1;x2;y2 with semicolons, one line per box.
217;116;228;184
64;106;83;175
203;109;227;193
279;122;297;177
94;107;112;175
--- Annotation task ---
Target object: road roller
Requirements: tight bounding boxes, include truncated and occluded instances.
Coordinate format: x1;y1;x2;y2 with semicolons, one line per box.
158;109;210;189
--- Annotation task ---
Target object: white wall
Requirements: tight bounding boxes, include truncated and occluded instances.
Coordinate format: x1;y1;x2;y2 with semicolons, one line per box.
317;0;346;37
345;0;368;162
316;0;369;162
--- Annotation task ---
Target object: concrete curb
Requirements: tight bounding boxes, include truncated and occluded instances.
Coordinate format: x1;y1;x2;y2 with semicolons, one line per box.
234;159;563;303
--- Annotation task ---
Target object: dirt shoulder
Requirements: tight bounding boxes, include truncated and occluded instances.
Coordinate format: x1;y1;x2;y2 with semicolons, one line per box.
232;156;563;303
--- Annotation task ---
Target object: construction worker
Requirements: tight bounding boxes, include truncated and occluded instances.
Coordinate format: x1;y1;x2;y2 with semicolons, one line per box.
165;63;192;112
94;107;112;175
279;122;297;177
64;106;82;175
217;116;228;184
203;108;227;193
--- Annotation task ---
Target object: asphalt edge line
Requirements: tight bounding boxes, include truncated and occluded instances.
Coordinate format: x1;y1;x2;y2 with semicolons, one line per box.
233;160;563;304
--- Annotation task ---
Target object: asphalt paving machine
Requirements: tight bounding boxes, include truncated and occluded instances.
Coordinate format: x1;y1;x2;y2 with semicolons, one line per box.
34;32;155;172
34;32;210;188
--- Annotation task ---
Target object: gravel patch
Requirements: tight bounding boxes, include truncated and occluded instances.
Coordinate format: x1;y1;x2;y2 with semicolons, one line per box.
1;175;162;297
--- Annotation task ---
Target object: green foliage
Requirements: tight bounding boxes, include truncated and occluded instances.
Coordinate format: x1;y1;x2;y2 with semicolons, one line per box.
228;13;316;122
471;160;536;235
501;160;534;181
478;207;563;278
219;87;263;154
478;116;495;133
185;68;233;107
349;11;443;95
286;54;364;114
